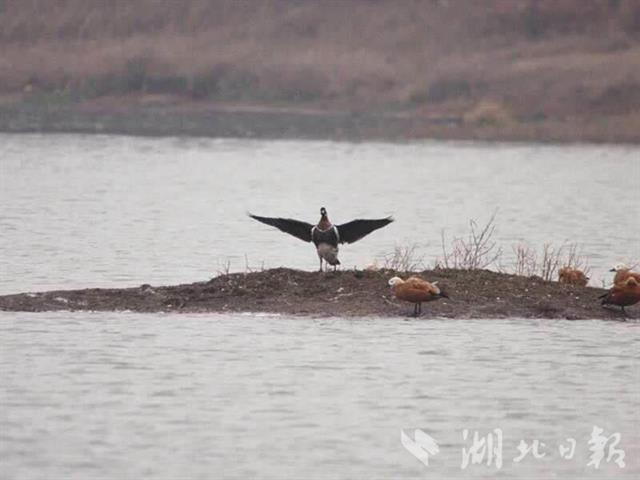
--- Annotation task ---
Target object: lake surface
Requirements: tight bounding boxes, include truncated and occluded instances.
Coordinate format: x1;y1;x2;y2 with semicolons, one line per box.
1;313;639;479
1;134;639;478
1;134;638;293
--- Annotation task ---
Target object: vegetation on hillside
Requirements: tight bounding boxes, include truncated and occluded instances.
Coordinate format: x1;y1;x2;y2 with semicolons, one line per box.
1;0;640;139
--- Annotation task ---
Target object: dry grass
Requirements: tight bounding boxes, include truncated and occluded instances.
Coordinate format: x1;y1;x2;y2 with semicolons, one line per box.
511;241;591;281
538;243;564;281
438;212;503;271
562;243;591;277
512;243;538;277
1;0;639;122
216;259;232;277
382;245;425;272
463;100;514;127
385;213;598;283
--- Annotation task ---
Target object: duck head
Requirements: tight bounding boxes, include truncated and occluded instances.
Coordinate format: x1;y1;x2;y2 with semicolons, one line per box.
388;276;404;288
611;263;631;272
320;207;327;218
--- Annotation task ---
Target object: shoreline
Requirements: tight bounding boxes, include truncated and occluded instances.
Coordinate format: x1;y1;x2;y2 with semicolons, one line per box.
0;268;633;320
2;101;639;145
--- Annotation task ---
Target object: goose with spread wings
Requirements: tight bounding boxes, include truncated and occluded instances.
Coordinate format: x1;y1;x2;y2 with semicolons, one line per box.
249;207;393;271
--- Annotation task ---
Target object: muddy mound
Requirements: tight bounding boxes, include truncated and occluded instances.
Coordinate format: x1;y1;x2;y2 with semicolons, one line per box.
0;268;632;320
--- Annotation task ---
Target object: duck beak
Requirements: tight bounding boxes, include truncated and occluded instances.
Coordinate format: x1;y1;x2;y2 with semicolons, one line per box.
609;268;616;272
440;291;450;299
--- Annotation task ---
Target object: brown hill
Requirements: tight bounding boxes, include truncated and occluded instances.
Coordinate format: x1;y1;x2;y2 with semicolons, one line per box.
1;0;640;142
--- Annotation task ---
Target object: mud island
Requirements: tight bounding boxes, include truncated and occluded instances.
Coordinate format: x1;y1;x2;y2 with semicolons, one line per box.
0;268;634;320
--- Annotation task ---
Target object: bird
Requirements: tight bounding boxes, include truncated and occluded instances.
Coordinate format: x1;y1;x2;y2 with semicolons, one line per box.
599;276;640;315
609;263;640;286
248;207;393;271
388;276;449;316
558;267;589;287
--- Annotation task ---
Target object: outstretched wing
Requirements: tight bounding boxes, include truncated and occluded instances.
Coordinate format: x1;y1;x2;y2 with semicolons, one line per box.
248;213;313;242
336;217;393;244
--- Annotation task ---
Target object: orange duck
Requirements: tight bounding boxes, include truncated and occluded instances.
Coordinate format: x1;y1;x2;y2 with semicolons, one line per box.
388;276;449;316
600;276;640;315
558;267;589;287
610;263;640;286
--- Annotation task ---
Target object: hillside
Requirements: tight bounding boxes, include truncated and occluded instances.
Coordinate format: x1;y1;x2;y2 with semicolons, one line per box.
1;0;640;142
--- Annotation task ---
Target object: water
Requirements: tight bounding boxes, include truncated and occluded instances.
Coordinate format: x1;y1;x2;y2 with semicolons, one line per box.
1;134;639;478
1;313;638;479
1;134;639;294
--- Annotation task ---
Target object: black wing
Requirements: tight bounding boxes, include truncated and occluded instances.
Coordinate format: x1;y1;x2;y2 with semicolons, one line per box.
248;213;313;242
336;217;393;244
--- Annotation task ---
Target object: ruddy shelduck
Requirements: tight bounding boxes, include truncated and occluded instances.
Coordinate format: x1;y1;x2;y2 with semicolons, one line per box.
610;263;640;286
388;276;449;316
558;267;589;287
600;276;640;315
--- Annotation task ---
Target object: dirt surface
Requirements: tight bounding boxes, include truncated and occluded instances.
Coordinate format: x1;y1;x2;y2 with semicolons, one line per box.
3;101;640;144
0;268;634;320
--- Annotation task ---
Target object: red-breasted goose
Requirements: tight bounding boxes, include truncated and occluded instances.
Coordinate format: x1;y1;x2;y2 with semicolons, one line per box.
249;207;393;271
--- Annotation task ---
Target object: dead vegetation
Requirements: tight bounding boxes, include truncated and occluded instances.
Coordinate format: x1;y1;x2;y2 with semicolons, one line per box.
437;212;503;271
512;243;538;277
516;242;591;281
1;0;639;135
463;101;514;127
382;245;426;272
427;213;594;284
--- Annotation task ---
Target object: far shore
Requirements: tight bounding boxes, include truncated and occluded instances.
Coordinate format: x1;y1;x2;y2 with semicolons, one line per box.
1;99;639;145
0;268;634;320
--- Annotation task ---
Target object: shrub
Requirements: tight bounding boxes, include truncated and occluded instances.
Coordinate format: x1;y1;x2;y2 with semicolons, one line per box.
463;100;513;126
438;211;503;270
426;77;472;103
512;243;537;277
383;245;425;272
512;241;591;281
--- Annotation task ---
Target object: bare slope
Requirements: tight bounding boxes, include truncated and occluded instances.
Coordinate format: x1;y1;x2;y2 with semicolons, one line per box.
0;268;632;320
1;0;640;141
